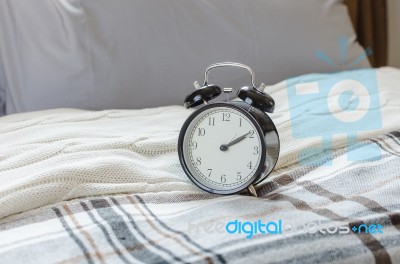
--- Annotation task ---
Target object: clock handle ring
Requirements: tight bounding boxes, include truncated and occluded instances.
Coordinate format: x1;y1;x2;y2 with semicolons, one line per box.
202;62;264;93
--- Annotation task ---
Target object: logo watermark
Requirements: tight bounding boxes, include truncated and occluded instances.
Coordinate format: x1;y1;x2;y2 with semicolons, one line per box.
188;219;384;239
286;36;382;165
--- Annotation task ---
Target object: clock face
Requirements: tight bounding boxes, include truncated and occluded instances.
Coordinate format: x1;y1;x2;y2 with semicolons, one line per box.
178;103;266;194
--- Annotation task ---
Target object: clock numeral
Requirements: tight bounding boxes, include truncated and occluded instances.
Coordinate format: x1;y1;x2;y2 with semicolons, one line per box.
222;113;230;121
247;161;252;170
208;117;215;126
196;157;202;165
221;174;227;183
239;118;242;127
207;169;212;177
190;141;198;150
253;146;259;155
198;128;205;136
237;172;242;180
249;130;255;138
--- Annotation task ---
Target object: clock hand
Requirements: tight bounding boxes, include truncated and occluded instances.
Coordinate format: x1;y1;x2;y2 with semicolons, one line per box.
219;133;236;151
220;132;251;151
227;132;237;144
226;131;251;147
220;131;251;151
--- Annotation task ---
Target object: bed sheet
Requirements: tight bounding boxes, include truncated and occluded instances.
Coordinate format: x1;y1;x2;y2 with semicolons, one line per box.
0;67;399;263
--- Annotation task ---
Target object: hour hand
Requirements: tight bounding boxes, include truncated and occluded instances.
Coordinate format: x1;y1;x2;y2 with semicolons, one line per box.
220;131;251;151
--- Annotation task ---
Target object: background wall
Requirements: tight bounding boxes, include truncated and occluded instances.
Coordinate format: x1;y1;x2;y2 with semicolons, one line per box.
388;0;400;67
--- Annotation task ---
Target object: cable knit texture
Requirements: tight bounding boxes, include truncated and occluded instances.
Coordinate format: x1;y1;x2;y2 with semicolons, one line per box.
0;67;400;219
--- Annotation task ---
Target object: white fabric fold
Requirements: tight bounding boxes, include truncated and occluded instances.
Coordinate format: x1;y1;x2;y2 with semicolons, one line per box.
0;67;400;219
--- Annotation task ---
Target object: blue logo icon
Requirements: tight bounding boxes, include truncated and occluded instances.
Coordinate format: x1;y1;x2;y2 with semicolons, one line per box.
287;36;382;165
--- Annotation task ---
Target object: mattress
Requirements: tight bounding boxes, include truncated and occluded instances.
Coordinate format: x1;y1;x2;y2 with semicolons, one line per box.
0;67;399;263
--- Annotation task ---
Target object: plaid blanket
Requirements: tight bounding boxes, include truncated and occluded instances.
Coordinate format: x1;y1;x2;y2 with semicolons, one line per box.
1;130;399;264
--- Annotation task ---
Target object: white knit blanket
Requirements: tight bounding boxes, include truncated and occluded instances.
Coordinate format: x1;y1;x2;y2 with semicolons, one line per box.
1;67;400;220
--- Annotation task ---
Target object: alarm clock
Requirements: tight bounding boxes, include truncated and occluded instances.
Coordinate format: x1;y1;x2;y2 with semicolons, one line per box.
178;62;280;196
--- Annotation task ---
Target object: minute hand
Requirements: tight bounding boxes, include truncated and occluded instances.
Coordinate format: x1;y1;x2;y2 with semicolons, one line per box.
220;131;251;151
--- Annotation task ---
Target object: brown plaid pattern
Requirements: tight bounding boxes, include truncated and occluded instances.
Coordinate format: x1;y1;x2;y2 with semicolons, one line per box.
0;131;400;264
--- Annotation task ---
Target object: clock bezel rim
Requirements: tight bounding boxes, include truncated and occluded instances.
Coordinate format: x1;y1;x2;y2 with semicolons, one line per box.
178;102;267;195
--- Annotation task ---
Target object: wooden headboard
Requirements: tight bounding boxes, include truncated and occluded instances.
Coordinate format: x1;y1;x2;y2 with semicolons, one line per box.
344;0;387;67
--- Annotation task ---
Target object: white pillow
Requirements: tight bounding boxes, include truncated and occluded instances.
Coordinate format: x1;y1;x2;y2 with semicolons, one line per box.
0;62;5;116
0;0;369;114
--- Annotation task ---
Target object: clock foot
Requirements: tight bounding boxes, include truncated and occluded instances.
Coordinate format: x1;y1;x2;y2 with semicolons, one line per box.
247;184;258;197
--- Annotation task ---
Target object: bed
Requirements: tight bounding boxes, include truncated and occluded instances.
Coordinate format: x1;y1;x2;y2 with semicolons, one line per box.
0;67;400;263
0;0;399;263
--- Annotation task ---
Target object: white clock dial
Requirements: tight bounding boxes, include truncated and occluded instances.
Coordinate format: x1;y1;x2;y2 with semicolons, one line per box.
181;105;265;194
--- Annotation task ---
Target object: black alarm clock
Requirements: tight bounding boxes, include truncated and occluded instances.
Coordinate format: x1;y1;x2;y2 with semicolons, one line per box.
178;62;280;196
